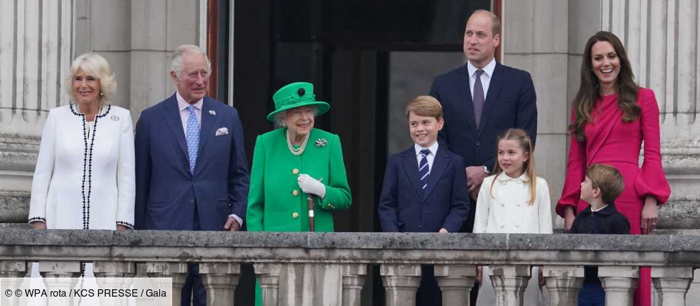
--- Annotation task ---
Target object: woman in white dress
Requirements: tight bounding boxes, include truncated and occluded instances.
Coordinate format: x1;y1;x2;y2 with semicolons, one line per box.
473;129;553;305
28;52;134;231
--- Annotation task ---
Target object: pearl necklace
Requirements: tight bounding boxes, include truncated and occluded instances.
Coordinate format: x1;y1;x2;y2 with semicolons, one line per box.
286;130;309;156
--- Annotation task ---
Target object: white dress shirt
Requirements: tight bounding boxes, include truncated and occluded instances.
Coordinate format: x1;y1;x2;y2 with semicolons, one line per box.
176;91;203;133
467;58;496;100
473;173;553;234
414;142;439;173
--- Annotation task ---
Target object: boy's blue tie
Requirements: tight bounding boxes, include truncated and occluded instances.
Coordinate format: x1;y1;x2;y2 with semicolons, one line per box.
185;105;200;173
418;149;431;191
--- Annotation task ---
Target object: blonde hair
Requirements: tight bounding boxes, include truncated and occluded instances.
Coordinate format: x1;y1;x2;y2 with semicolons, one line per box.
586;164;625;204
66;53;117;103
405;95;443;119
489;128;537;205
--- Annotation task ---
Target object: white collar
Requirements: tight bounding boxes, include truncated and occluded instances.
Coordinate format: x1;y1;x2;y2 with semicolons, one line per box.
414;141;439;156
590;204;608;212
176;91;204;111
467;58;496;78
496;172;530;183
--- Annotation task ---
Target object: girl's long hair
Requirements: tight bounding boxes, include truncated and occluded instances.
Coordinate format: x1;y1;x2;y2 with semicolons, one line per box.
489;128;537;205
571;31;640;141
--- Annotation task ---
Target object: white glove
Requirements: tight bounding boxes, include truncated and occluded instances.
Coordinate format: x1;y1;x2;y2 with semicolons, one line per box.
297;174;326;198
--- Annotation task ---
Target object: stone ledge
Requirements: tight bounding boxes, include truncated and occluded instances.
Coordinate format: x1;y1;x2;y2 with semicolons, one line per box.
1;230;700;266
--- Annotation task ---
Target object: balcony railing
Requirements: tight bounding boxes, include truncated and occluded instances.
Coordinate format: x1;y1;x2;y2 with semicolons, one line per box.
0;229;697;306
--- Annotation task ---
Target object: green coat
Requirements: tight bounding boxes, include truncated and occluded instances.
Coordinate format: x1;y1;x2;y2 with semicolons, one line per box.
247;128;351;232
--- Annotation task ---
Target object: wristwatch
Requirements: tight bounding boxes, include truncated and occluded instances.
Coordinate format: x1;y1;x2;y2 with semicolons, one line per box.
482;165;489;174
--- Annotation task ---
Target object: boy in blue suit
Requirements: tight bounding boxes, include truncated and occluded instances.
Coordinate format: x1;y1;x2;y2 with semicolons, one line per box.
378;95;470;306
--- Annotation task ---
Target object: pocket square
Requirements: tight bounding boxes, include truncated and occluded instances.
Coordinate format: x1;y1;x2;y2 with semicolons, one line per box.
215;127;229;136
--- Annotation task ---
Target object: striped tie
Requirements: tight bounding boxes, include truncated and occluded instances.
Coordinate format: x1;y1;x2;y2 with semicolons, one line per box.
418;149;430;192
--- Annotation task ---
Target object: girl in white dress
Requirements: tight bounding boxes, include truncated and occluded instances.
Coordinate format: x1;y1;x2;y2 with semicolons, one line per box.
473;128;553;305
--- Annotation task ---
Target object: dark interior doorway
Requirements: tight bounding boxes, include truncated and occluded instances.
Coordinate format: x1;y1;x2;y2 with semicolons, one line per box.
232;1;491;304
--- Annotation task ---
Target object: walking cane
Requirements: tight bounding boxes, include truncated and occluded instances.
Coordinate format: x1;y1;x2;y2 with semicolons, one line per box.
307;196;315;232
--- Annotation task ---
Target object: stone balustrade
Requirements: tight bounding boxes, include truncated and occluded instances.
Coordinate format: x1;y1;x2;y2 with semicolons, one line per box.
0;230;699;305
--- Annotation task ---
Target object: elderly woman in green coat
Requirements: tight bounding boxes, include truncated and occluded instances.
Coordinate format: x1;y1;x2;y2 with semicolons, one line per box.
247;81;351;233
248;82;352;305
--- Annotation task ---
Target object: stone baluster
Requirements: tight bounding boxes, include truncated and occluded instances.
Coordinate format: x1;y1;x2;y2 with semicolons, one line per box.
434;264;476;306
0;261;26;277
380;264;422;306
489;265;531;306
652;267;693;306
199;262;241;306
341;264;367;306
137;262;188;306
542;265;584;306
253;263;283;306
40;261;81;306
0;261;26;306
94;261;136;277
93;262;136;306
598;266;638;306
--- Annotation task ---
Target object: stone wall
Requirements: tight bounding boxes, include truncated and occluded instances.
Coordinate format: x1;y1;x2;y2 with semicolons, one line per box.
0;0;206;226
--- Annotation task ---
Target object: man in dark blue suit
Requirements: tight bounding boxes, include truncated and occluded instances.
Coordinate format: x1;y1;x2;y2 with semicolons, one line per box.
378;96;469;306
134;45;249;306
430;9;537;231
429;10;537;304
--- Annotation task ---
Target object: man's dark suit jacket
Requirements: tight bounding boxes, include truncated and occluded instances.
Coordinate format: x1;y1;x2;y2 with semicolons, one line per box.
377;144;469;233
429;62;537;232
134;94;249;230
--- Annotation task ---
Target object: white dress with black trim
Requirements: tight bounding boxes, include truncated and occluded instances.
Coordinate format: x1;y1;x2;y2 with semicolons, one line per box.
28;104;135;230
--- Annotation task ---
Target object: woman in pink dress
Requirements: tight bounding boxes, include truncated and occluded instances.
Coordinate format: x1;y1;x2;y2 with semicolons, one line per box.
556;31;671;306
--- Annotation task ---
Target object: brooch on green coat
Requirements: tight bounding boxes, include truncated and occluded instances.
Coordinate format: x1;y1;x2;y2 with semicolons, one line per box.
315;138;328;147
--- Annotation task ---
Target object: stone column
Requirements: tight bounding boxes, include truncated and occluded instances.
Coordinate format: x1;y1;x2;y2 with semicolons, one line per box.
652;267;693;306
434;264;476;306
542;266;584;306
341;264;367;306
137;262;188;306
599;266;638;306
0;0;73;227
199;262;241;306
253;263;283;306
488;265;531;306
380;264;422;306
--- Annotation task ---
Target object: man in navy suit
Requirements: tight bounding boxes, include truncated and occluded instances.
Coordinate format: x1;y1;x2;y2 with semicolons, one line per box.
429;10;537;304
430;9;537;231
134;45;249;306
378;96;469;306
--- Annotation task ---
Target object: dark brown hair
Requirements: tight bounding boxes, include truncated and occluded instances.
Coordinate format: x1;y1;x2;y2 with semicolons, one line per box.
490;128;537;205
586;164;624;204
571;31;640;141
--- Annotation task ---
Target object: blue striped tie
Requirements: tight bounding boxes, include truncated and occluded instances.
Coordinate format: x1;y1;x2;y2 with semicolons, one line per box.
185;105;200;173
418;149;430;192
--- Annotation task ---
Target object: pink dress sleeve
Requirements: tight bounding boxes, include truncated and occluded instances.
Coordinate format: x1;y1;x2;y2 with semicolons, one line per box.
633;88;671;204
556;110;586;217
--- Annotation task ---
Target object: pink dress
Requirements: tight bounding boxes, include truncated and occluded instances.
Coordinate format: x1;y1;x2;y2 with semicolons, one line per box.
557;88;671;306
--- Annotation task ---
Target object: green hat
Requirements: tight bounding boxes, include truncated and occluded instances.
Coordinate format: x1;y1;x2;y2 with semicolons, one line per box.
267;82;330;122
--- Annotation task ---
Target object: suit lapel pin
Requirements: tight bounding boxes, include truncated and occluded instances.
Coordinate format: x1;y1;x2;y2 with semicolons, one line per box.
209;110;216;116
314;138;327;147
